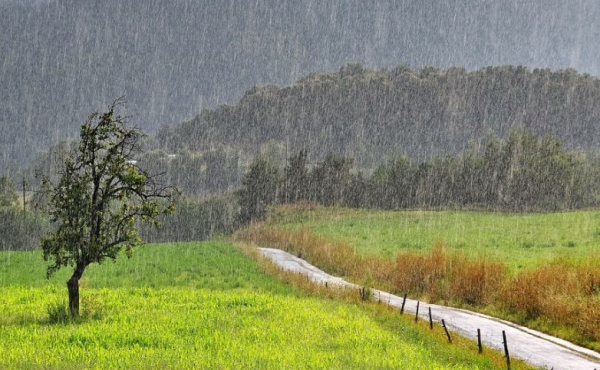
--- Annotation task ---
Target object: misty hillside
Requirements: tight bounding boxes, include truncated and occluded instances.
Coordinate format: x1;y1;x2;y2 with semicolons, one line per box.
2;0;600;173
158;64;600;166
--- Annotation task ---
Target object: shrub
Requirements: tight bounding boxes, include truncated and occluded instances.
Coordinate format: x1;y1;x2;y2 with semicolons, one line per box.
81;294;104;320
578;300;600;340
393;244;448;299
47;301;69;324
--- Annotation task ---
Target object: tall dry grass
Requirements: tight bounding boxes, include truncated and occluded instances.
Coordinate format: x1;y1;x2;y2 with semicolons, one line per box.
236;226;504;304
235;225;395;289
393;243;505;305
236;225;600;346
502;258;600;341
235;241;367;302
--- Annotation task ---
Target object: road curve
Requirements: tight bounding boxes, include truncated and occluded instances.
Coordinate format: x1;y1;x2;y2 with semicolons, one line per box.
259;247;600;370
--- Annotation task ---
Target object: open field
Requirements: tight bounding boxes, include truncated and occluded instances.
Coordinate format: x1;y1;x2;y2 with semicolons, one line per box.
236;205;600;350
269;205;600;269
0;241;291;291
0;241;528;369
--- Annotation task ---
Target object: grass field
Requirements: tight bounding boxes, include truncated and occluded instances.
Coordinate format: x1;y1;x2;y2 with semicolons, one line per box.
244;205;600;350
270;205;600;269
0;241;530;369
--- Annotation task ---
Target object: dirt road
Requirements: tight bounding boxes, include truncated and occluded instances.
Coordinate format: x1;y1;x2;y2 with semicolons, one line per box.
259;247;600;370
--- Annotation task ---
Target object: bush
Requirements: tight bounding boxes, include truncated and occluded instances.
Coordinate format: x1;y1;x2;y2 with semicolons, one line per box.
47;301;69;324
394;244;448;298
502;259;600;323
81;294;104;320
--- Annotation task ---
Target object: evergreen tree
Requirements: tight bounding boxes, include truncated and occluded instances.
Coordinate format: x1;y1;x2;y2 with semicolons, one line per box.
237;157;280;223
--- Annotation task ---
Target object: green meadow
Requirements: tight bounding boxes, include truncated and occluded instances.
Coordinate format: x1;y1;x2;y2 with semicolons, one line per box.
0;241;532;369
270;206;600;269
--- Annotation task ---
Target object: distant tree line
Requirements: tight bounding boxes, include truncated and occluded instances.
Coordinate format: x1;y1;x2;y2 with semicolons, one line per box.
1;165;238;250
20;64;600;201
160;64;600;168
6;128;599;249
138;147;242;196
237;129;600;223
0;176;48;250
140;196;238;243
0;184;237;250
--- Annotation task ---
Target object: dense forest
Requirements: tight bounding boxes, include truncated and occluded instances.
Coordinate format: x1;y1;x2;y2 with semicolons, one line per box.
4;127;600;251
159;65;600;167
237;129;600;223
20;64;600;204
2;0;600;174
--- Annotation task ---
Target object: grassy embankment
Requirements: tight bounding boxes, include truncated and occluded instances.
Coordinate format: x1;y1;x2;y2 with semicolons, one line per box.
0;241;531;369
238;204;600;351
269;206;600;268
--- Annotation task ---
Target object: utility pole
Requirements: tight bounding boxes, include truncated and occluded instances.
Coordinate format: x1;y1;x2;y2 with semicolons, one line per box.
22;178;26;231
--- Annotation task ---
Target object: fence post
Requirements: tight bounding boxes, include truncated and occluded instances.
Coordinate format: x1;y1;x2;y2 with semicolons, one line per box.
502;330;511;370
428;307;433;329
477;328;482;354
442;319;452;343
415;301;420;322
359;287;367;301
400;293;407;314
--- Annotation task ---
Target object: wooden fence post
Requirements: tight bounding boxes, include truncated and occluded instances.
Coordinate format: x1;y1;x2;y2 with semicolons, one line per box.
415;301;420;322
400;293;407;314
477;328;483;354
502;330;511;370
428;307;433;329
442;319;452;343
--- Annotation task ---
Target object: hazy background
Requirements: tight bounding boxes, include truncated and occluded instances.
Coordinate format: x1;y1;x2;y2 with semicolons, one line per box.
1;0;599;173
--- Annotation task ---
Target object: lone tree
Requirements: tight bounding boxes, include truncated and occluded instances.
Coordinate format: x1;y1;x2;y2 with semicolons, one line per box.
41;100;175;317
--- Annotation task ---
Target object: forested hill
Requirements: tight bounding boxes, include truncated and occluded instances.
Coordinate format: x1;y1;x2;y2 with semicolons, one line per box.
3;0;600;174
158;65;600;165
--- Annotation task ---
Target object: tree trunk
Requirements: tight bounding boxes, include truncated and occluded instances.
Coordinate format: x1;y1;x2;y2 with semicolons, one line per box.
67;264;85;318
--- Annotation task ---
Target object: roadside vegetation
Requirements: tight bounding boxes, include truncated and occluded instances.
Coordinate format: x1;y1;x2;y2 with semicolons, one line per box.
269;205;600;268
236;204;600;351
0;241;533;369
